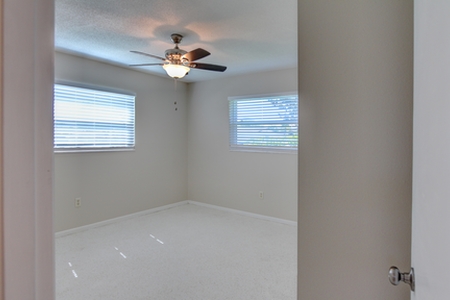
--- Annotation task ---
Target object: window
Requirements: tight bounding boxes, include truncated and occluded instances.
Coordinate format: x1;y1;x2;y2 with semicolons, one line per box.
229;94;298;153
54;83;135;152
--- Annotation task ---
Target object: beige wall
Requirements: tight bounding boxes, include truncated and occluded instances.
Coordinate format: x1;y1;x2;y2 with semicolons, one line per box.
187;68;298;221
54;52;188;232
298;1;413;299
2;0;54;298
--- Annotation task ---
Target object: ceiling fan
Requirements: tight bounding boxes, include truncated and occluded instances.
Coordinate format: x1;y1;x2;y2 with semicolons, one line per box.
130;33;227;79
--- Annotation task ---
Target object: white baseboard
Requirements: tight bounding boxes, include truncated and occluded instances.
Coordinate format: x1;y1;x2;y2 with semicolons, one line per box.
55;200;297;238
187;200;297;226
55;201;189;238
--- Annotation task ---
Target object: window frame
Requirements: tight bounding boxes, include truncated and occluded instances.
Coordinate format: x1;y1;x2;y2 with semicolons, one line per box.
228;93;298;154
53;81;136;153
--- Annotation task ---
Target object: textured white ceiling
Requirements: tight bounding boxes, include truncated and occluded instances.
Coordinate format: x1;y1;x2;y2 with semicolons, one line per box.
55;0;297;82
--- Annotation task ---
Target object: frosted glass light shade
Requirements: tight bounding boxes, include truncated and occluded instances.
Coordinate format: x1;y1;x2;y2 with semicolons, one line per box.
163;64;190;79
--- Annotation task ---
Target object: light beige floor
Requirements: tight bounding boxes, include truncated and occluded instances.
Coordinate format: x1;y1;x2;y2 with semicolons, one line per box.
56;203;297;299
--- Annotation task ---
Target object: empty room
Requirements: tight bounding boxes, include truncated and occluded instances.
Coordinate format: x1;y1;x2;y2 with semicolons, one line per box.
3;1;422;300
53;0;298;298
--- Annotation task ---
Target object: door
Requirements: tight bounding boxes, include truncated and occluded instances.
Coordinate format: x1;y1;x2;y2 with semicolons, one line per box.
411;0;450;298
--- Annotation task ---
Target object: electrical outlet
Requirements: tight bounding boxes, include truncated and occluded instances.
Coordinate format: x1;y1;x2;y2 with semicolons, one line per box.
259;191;264;199
75;197;81;208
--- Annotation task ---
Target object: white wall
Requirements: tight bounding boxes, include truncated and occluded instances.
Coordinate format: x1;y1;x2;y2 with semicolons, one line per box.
298;1;412;299
187;68;298;221
412;1;450;298
54;52;188;232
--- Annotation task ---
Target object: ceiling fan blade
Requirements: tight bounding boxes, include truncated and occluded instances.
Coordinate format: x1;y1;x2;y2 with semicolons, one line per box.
190;63;227;72
130;50;166;61
128;63;164;67
183;48;210;62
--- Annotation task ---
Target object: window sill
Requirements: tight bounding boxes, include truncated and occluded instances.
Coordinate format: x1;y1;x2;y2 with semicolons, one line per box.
54;147;135;154
229;146;297;154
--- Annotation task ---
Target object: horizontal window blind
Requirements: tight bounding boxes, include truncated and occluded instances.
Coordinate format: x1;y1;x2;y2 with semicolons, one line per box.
229;94;298;152
54;84;135;151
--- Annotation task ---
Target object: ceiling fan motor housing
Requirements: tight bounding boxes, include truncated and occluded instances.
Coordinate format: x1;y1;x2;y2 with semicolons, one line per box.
165;48;188;65
164;33;189;65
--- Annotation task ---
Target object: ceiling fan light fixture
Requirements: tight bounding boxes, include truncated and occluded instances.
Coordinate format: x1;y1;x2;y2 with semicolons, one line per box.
163;64;190;79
